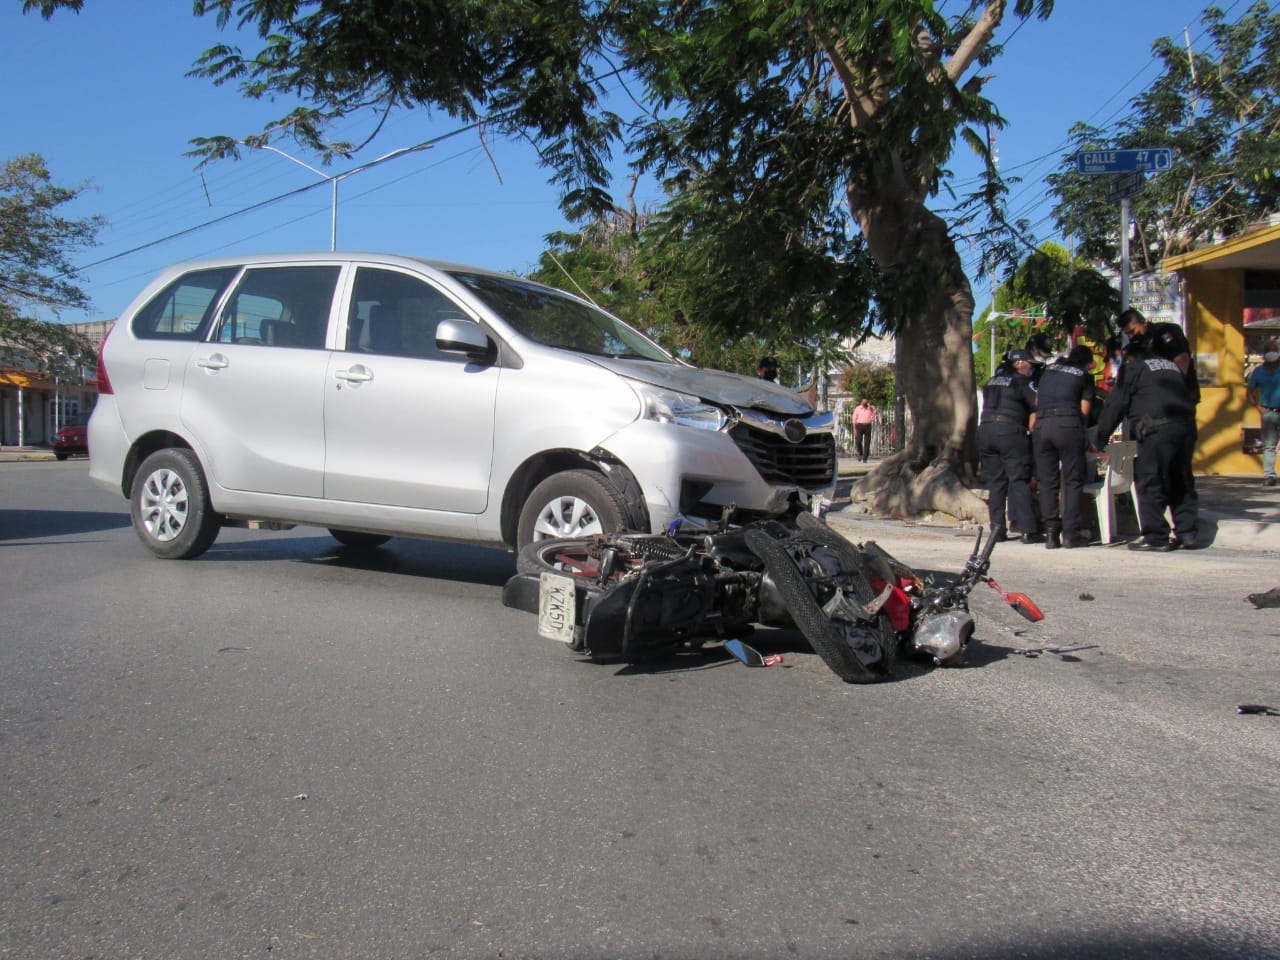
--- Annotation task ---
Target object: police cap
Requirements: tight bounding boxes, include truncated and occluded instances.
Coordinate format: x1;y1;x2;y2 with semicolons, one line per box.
1007;349;1034;363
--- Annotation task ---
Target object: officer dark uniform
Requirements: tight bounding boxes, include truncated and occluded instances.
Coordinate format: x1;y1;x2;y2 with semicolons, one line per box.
979;350;1041;543
1119;308;1200;403
1033;345;1095;549
1092;344;1199;551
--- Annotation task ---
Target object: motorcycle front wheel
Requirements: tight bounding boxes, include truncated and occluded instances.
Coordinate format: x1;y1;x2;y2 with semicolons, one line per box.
745;527;896;684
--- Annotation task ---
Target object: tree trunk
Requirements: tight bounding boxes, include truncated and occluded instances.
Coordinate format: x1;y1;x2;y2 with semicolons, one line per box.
846;189;988;522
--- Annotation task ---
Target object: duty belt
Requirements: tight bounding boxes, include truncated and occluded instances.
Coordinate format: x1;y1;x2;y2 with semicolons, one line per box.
1144;416;1193;431
980;414;1028;427
1036;407;1081;418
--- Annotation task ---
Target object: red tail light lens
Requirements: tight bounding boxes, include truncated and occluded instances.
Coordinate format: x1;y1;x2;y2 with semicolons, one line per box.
96;328;113;395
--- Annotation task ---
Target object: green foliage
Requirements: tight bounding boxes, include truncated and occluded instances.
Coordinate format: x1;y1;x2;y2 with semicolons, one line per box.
1007;242;1119;340
836;360;894;410
0;154;101;369
971;241;1119;381
1047;3;1280;272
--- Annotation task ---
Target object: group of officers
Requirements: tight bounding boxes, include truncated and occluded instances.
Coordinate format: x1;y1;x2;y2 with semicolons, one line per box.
978;308;1199;552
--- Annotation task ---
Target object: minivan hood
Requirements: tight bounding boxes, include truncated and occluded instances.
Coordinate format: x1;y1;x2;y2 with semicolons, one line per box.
586;357;813;416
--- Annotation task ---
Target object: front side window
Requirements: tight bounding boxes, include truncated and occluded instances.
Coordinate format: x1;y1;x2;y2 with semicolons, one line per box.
212;265;339;349
131;268;238;340
346;267;472;362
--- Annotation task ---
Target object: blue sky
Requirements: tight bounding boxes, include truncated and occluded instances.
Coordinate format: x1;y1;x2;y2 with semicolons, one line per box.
3;1;1223;325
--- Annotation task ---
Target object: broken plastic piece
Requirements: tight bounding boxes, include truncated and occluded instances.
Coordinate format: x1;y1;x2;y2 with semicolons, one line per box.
1236;703;1279;716
724;639;784;667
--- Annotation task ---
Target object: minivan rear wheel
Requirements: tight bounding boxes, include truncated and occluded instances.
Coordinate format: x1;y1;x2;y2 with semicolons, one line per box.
130;449;221;560
517;469;629;547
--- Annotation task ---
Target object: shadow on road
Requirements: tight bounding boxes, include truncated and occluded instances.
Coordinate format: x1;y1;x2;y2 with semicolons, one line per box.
0;508;132;542
199;532;518;588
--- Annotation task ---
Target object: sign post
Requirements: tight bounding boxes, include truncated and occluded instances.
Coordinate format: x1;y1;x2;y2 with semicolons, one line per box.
1075;148;1174;311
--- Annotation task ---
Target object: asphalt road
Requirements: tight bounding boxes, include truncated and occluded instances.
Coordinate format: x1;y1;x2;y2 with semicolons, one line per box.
2;460;1278;959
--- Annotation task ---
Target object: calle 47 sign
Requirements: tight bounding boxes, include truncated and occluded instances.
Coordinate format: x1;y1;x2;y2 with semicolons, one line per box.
1076;148;1174;174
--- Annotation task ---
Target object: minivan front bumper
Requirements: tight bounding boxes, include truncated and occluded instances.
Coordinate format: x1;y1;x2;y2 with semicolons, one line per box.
601;409;837;532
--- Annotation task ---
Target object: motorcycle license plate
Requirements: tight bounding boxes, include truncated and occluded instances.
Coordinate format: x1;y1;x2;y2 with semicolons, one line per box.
537;571;577;643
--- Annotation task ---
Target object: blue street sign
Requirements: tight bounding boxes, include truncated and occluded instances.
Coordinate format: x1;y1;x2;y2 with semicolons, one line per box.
1076;148;1173;174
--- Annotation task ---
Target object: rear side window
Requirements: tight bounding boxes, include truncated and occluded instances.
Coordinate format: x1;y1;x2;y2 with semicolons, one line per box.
131;268;238;340
212;266;340;349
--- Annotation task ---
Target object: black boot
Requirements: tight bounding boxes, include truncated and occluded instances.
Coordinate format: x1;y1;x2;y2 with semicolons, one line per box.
1045;529;1062;550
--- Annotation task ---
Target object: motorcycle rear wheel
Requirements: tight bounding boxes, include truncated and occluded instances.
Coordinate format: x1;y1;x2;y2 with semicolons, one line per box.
515;534;685;580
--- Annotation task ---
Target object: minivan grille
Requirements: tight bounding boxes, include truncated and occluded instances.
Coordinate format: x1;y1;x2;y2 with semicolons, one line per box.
729;422;836;488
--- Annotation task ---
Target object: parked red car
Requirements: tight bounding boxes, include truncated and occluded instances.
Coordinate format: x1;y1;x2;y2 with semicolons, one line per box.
52;413;90;460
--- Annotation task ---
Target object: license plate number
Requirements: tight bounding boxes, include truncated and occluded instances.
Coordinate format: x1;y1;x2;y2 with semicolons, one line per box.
537;571;577;644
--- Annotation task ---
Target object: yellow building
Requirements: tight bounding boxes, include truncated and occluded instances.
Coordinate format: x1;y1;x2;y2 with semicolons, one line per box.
1163;221;1280;475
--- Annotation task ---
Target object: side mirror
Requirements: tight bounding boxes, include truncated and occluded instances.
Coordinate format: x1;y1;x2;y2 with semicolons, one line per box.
436;318;493;361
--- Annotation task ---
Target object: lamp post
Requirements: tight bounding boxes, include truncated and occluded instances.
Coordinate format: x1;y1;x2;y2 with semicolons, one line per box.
245;142;434;251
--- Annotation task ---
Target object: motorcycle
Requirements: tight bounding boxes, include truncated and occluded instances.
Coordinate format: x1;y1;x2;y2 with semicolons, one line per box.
502;512;1044;682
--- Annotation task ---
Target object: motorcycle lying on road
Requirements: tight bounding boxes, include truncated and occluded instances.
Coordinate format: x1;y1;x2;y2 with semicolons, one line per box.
502;511;1044;682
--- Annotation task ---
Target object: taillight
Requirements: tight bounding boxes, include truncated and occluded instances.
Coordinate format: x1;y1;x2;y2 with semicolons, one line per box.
96;327;113;395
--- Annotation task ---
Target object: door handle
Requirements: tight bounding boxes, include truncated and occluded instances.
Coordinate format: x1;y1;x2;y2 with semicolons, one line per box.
196;354;229;370
335;366;374;383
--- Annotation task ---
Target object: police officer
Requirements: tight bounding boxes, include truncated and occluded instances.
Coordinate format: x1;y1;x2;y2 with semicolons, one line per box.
1119;308;1200;403
1025;332;1056;384
1033;344;1095;549
979;349;1042;543
1092;339;1199;551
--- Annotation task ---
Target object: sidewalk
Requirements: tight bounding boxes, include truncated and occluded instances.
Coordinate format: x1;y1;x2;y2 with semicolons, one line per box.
0;445;60;462
834;456;1280;554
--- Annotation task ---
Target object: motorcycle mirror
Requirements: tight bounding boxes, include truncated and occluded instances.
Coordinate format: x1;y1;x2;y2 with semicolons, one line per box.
724;639;784;667
1005;593;1044;622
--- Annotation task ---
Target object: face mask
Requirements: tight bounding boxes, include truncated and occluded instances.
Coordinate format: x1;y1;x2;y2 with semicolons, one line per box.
1266;352;1280;363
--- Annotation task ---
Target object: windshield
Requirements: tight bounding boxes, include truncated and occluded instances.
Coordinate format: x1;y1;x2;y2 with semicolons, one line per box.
448;271;671;362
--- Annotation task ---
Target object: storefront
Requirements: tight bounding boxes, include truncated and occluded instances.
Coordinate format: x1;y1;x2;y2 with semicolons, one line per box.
0;369;93;447
1163;220;1280;475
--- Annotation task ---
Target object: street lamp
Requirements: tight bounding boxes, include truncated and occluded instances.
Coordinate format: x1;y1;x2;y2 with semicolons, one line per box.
245;141;434;251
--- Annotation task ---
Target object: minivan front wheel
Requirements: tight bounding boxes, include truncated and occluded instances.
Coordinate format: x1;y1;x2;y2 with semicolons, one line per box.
517;469;629;547
130;449;221;560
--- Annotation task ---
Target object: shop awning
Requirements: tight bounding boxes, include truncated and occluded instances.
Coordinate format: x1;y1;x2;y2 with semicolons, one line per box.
0;370;49;389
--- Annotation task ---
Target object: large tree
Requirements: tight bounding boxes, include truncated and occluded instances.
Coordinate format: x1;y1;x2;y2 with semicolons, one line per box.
1047;2;1280;274
0;153;101;368
29;0;1054;519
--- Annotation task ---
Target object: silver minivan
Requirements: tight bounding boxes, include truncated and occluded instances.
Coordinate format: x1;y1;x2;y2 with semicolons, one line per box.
88;253;836;559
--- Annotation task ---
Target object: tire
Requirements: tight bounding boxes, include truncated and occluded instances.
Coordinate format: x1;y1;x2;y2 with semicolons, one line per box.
517;469;629;548
328;529;392;550
794;513;899;678
516;537;602;578
515;533;681;577
55;452;69;461
745;528;891;683
130;448;221;560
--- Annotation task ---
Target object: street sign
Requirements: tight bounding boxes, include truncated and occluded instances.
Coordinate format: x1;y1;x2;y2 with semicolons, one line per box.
1106;170;1146;202
1076;148;1173;174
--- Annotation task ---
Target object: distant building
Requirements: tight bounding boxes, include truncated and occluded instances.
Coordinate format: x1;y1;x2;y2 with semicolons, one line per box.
0;318;114;447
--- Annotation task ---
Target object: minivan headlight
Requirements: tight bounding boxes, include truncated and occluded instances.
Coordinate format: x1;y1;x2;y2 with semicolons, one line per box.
634;382;728;432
